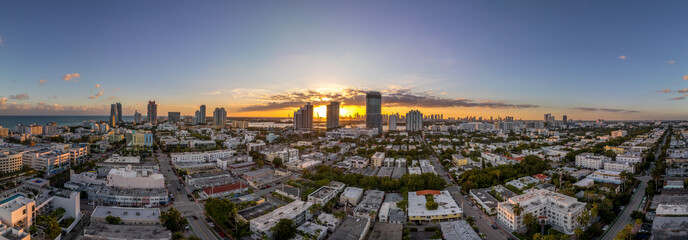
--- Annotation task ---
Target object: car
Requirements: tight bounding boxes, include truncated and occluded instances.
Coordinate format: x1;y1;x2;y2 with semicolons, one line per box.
473;206;478;211
491;224;498;229
602;225;609;231
192;216;198;220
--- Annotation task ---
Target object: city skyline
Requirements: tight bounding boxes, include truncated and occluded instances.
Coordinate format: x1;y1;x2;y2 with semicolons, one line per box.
1;1;688;120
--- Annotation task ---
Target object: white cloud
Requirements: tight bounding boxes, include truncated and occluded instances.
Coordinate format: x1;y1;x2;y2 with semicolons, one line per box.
88;89;104;99
9;93;29;100
63;73;81;81
39;79;47;86
619;55;627;60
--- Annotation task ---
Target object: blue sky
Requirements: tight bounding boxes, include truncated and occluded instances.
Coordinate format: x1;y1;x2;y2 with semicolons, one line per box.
1;0;687;120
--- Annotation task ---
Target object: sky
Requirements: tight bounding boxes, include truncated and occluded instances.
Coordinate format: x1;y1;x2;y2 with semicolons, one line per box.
1;0;688;120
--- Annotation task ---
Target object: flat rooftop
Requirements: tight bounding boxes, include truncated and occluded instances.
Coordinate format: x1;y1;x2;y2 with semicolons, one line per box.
92;206;161;222
440;220;481;240
84;223;171;239
367;222;403;240
250;200;313;233
408;190;462;217
328;216;370;240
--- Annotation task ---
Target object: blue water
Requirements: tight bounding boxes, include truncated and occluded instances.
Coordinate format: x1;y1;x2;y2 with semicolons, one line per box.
0;194;23;205
0;116;134;128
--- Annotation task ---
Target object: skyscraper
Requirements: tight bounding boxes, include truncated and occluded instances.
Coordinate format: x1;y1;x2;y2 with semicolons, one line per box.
116;102;122;123
406;110;423;131
110;104;118;127
544;113;551;123
366;91;382;133
134;110;142;124
213;107;227;127
168;112;181;123
562;115;567;124
293;103;313;130
147;101;158;124
389;115;397;131
326;102;340;129
197;105;207;124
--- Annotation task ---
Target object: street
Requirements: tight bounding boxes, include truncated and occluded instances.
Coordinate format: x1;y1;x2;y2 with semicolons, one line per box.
158;150;220;240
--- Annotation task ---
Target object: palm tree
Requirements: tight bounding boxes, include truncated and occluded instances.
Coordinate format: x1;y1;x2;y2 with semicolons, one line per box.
512;203;524;217
574;227;584;240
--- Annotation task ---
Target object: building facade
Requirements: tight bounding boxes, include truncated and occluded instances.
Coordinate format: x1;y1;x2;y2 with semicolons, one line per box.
366;91;382;134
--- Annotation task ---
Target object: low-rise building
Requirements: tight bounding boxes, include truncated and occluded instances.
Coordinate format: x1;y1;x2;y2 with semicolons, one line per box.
367;222;403;240
497;189;586;235
408;190;462;222
91;206;161;225
307;181;345;205
107;166;165;189
353;190;385;219
340;187;364;206
328;216;371;240
575;153;609;170
440;220;481;240
250;200;313;239
586;170;622;184
604;161;635;173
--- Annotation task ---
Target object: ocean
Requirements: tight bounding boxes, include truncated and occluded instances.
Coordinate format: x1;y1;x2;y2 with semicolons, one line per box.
0;116;134;128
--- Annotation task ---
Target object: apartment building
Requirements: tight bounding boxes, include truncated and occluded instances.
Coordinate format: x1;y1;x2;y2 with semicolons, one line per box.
497;189;586;235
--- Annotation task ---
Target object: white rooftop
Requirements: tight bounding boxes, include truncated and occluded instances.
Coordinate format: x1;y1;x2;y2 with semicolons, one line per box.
408;191;462;218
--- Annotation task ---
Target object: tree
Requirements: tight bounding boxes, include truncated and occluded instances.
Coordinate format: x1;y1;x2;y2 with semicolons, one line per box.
333;211;346;219
106;215;122;224
271;219;297;240
630;210;645;221
512;203;524;217
272;157;283;168
160;208;186;232
522;212;537;234
574;227;584;240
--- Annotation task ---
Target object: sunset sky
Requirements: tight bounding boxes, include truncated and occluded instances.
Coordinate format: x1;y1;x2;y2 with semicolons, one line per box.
1;0;688;120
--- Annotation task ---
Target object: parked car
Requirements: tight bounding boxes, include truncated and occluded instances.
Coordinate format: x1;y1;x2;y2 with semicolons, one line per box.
491;224;498;229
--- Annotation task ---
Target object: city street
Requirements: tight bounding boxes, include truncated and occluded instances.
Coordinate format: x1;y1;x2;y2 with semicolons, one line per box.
158;151;220;240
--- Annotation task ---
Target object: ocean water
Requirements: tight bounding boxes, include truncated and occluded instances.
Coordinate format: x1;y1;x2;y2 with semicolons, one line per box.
0;116;134;127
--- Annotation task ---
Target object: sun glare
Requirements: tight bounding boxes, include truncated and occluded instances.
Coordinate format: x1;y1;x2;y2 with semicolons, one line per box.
313;105;354;118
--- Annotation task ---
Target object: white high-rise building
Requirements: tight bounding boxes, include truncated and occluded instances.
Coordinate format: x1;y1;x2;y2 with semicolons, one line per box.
326;102;340;129
406;110;423;131
213;107;227;127
389;115;397;131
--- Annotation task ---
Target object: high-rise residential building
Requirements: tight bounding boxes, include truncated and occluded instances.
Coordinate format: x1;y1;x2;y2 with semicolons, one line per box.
562;115;567;123
168;112;181;123
147;101;158;124
406;110;423;131
116;102;123;123
110;104;118;127
389;115;397;131
293;103;313;130
366;91;382;133
326;102;340;129
213;107;227;127
544;113;551;123
196;105;207;124
133;110;142;125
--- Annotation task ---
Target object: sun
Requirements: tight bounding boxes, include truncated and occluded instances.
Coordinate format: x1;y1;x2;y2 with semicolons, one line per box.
314;105;352;118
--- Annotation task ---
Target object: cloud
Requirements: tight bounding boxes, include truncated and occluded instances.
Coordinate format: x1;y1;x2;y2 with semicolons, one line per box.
669;96;686;101
88;89;104;99
683;75;688;81
9;93;29;100
106;96;119;101
112;88;120;92
665;60;676;64
49;95;58;99
237;88;539;112
571;107;639;114
0;97;6;105
63;73;81;82
677;88;688;94
39;79;47;86
95;84;100;88
0;102;113;115
619;55;627;60
657;89;671;93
